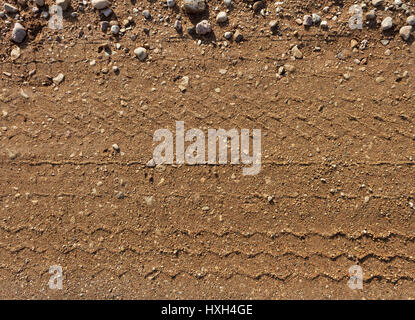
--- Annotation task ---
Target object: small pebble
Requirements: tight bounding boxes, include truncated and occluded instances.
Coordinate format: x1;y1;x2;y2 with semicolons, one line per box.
372;0;383;7
312;13;321;25
5;3;18;13
291;45;303;59
233;30;243;42
269;20;278;31
53;73;65;85
134;47;147;61
366;10;376;20
11;23;26;43
111;25;120;34
195;20;211;35
399;26;412;41
100;21;109;32
407;16;415;26
102;7;112;17
56;0;71;11
92;0;110;9
216;11;227;23
116;191;124;199
174;19;182;32
381;17;393;31
182;0;206;14
224;31;232;39
142;9;151;19
303;15;313;26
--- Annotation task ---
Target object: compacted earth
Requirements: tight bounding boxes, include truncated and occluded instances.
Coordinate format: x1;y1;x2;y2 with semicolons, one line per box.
1;0;415;299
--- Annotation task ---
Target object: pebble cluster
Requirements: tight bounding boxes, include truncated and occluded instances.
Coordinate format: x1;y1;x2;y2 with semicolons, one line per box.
1;0;414;46
0;0;414;83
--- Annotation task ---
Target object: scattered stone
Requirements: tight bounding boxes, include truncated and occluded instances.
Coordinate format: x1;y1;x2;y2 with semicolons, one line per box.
312;13;321;25
360;39;368;50
144;196;153;205
216;11;227;23
407;16;415;26
269;20;278;32
187;26;196;35
195;20;211;35
174;19;182;32
303;15;313;26
56;0;70;11
224;31;232;39
116;191;124;199
112;143;120;152
252;1;264;13
11;46;21;60
399;26;412;41
102;7;112;17
366;10;376;20
320;20;328;29
224;0;231;7
111;24;120;35
291;45;303;59
100;21;109;32
146;159;156;167
34;0;45;6
233;30;243;42
53;73;65;85
381;17;393;31
167;0;175;7
178;76;189;92
20;88;29;99
92;0;110;10
134;47;147;61
142;9;151;19
375;76;385;83
4;3;18;13
11;23;26;43
182;0;206;14
372;0;383;7
8;150;18;160
350;39;358;49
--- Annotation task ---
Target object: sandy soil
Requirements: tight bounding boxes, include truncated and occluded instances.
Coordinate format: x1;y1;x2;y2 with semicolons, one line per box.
1;0;415;299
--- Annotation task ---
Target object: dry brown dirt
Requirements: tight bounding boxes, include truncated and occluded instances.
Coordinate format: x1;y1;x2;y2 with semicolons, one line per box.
1;0;415;299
